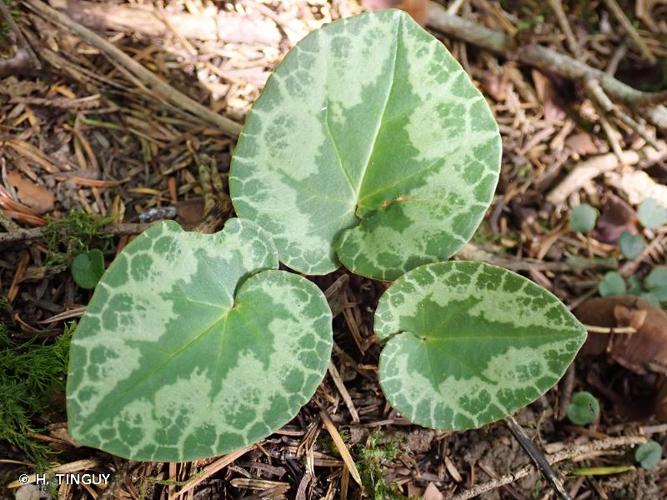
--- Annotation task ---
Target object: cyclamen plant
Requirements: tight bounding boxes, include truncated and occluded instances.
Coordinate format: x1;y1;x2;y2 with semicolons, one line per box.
67;10;586;462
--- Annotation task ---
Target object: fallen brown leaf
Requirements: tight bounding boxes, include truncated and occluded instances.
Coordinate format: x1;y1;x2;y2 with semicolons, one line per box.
532;70;567;123
423;483;444;500
575;296;667;375
565;132;599;156
593;194;637;244
5;172;55;214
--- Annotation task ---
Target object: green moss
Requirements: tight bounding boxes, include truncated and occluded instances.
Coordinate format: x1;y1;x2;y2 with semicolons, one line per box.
356;431;405;500
0;322;74;467
44;210;114;266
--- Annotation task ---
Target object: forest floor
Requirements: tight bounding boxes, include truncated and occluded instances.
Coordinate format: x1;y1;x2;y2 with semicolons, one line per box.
1;0;667;499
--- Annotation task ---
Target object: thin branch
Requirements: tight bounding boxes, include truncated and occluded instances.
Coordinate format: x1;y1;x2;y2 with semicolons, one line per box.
426;2;667;113
0;222;150;245
585;324;636;335
601;0;655;64
24;0;242;139
452;436;646;500
546;0;579;56
585;79;659;148
446;0;467;15
505;417;571;500
546;142;667;205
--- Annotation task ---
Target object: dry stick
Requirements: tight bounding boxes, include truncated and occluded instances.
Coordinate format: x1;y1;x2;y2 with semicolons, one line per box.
505;417;571;500
319;410;362;486
591;102;625;163
24;0;242;139
425;2;667;113
584;325;635;335
606;42;627;76
451;436;646;500
601;0;656;64
446;0;467;15
584;79;659;148
0;222;149;245
546;0;579;56
546;142;666;205
327;360;361;423
176;445;254;496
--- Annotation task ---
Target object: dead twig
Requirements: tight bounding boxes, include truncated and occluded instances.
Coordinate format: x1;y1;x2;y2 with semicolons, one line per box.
319;410;362;486
584;79;659;148
546;0;579;56
505;416;571;500
24;0;242;139
601;0;656;64
585;325;636;335
546;142;667;205
0;222;150;245
426;2;667;116
175;445;254;496
451;436;647;500
327;360;360;423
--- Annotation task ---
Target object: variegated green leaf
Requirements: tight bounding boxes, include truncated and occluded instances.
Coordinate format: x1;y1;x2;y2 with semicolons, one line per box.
375;262;586;430
230;10;501;280
67;218;332;462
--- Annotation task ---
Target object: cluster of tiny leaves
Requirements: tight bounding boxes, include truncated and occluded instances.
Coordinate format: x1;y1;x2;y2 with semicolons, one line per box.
230;9;502;280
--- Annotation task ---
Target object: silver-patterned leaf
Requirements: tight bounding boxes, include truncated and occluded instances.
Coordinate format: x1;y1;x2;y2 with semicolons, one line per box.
230;10;501;280
375;261;586;430
67;218;333;461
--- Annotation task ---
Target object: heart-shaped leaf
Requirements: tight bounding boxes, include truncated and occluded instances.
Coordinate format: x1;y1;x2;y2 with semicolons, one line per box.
375;262;586;430
570;203;598;233
567;391;600;425
230;10;501;280
638;198;667;229
599;271;627;297
635;440;663;469
71;249;105;289
67;219;332;461
619;231;645;259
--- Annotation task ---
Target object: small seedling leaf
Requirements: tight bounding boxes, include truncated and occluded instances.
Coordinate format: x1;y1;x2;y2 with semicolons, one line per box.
619;231;644;259
66;219;333;461
599;272;626;297
230;10;501;280
71;249;105;289
375;262;586;430
570;204;598;233
645;267;667;292
637;198;667;230
567;391;599;425
634;440;662;469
